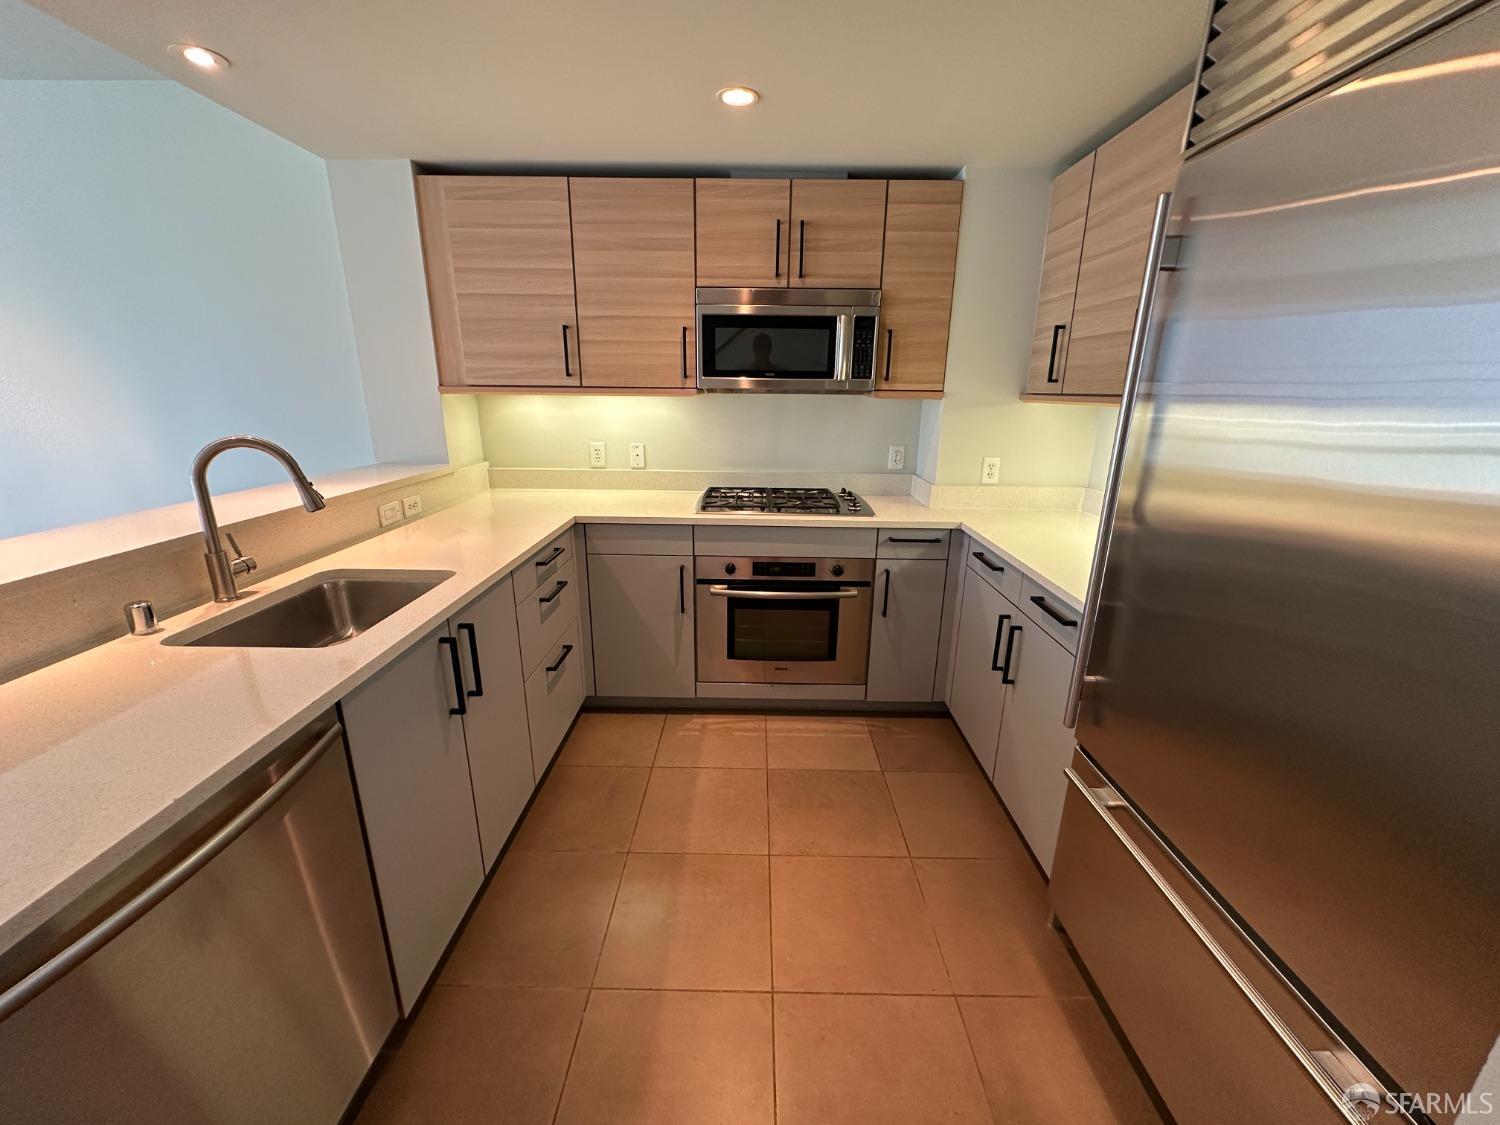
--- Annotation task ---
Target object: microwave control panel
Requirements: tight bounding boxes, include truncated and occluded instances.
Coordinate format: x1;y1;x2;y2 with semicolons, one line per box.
851;316;877;378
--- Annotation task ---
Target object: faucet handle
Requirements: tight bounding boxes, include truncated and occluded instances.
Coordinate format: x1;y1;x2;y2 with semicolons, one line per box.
225;532;257;577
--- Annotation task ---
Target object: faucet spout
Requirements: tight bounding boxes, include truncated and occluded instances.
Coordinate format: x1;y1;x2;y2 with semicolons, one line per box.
191;436;327;602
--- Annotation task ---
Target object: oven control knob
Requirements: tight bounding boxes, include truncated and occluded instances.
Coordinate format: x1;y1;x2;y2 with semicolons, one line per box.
831;563;845;577
724;562;737;575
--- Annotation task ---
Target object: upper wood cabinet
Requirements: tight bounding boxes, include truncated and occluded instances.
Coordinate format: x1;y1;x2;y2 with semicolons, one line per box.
695;179;791;287
788;180;887;289
1022;85;1192;401
1023;153;1094;396
569;178;696;389
415;176;580;389
876;180;963;392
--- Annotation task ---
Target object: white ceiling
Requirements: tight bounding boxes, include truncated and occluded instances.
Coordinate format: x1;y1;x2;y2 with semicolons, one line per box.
21;0;1204;169
0;0;158;79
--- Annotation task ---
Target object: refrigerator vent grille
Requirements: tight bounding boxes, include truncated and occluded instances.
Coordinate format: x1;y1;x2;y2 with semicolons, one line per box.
1187;0;1480;153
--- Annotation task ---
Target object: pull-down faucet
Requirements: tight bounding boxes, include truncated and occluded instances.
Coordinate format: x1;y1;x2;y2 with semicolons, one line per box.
192;436;326;602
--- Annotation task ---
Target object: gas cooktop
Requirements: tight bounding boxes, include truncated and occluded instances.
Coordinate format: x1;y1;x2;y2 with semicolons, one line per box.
697;486;873;517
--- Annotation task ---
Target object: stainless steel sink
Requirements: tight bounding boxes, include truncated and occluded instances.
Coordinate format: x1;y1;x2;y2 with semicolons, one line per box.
164;569;454;648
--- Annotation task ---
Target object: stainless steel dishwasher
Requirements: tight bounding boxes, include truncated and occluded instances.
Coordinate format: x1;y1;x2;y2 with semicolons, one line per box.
0;713;398;1123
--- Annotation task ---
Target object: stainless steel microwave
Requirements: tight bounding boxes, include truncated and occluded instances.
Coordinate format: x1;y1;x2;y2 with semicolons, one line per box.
695;288;880;393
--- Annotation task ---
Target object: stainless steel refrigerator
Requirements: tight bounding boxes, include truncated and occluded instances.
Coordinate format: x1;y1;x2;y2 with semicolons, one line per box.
1049;6;1500;1125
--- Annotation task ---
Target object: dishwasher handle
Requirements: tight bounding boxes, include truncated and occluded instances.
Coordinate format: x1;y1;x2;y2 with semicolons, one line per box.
0;723;343;1023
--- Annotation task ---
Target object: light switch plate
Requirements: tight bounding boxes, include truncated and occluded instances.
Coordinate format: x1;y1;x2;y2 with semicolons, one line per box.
887;445;906;471
378;500;403;527
981;457;1001;484
629;442;646;469
402;494;423;517
588;441;607;468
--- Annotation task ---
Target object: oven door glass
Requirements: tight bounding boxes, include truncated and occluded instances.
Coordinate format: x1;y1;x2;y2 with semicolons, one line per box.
700;314;838;380
726;596;840;662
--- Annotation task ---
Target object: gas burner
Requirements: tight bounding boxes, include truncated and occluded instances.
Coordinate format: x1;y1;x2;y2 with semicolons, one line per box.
697;486;874;517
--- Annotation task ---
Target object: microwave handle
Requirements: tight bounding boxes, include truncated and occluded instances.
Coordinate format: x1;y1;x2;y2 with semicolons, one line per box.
835;312;853;383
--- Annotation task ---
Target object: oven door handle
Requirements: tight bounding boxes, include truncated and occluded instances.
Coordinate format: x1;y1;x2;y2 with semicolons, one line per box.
706;586;862;600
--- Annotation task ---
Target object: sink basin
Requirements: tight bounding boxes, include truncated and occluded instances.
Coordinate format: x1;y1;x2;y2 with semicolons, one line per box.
165;569;455;648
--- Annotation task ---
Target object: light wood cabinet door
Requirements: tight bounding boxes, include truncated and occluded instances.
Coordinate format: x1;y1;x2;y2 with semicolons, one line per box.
695;178;791;287
867;558;948;702
341;626;484;1011
449;577;535;870
1062;86;1192;396
1023;153;1095;396
946;567;1013;776
789;180;888;289
875;181;963;392
415;175;580;388
589;552;695;698
570;178;697;389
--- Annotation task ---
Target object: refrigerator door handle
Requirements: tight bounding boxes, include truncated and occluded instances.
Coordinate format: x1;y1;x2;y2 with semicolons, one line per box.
1064;192;1173;728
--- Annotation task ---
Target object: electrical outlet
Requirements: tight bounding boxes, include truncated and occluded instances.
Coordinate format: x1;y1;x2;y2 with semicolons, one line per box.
378;500;403;527
588;441;607;468
402;494;423;517
981;457;1001;484
887;445;906;471
629;442;646;469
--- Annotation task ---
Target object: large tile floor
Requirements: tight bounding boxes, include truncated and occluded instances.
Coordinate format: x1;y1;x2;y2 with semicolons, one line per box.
356;711;1163;1125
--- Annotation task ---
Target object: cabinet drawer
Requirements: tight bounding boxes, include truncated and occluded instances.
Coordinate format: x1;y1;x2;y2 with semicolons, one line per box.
512;532;573;602
586;523;693;555
516;559;577;676
693;525;876;558
876;528;950;560
1018;575;1080;654
964;541;1023;601
524;622;586;778
1051;756;1363;1125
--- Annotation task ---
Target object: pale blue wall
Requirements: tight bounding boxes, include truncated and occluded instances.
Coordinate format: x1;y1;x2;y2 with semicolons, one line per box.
0;80;375;538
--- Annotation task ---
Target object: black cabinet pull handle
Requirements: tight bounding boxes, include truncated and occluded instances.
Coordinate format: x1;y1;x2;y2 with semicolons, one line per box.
535;546;565;567
1045;324;1065;384
678;565;687;614
539;579;568;605
774;218;782;278
881;568;891;618
681;325;689;380
546;644;574;674
562;324;573;378
456;623;484;698
884;328;893;381
888;536;942;544
439;635;466;716
990;614;1012;672
797;219;806;278
1000;624;1021;685
1030;594;1078;628
972;551;1004;572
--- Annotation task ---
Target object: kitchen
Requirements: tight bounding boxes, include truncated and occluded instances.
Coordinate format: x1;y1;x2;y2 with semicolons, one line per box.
1;1;1497;1123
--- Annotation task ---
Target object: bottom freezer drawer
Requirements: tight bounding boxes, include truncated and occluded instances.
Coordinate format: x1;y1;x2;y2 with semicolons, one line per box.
1049;753;1380;1125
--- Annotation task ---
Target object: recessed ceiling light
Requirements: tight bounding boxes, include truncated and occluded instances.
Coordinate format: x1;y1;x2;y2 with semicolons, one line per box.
716;86;760;108
168;43;230;71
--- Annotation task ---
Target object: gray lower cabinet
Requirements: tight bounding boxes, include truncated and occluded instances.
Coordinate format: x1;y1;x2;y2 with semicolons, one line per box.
589;552;695;697
449;576;536;870
524;622;587;776
867;558;948;701
341;625;486;1012
947;566;1013;774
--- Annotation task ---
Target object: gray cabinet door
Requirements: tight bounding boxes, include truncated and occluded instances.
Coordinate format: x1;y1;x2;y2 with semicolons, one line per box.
867;558;948;702
947;567;1012;775
341;626;484;1012
589;553;695;698
450;576;535;870
991;619;1076;874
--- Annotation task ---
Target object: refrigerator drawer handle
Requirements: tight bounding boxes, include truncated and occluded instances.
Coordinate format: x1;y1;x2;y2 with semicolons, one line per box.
0;723;342;1022
1064;192;1173;728
1062;769;1385;1123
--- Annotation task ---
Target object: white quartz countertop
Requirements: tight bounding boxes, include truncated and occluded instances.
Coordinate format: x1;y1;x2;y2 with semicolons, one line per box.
0;488;1098;961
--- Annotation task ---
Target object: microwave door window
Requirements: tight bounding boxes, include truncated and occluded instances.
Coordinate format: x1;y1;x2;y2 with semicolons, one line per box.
728;598;839;662
703;315;837;379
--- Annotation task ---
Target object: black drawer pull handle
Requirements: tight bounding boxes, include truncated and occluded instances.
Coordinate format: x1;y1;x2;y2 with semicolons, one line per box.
1030;594;1078;628
678;565;686;614
881;568;891;618
546;644;574;674
1045;323;1065;384
681;325;689;380
562;324;573;378
457;623;484;698
888;536;942;544
539;580;568;605
1000;624;1021;685
439;635;466;716
972;551;1004;572
990;614;1012;672
884;328;893;381
774;218;782;278
798;218;806;278
534;546;565;567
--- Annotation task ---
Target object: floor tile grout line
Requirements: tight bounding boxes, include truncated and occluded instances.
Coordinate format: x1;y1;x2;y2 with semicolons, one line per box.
548;986;593;1125
952;992;1005;1125
768;841;779;1125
